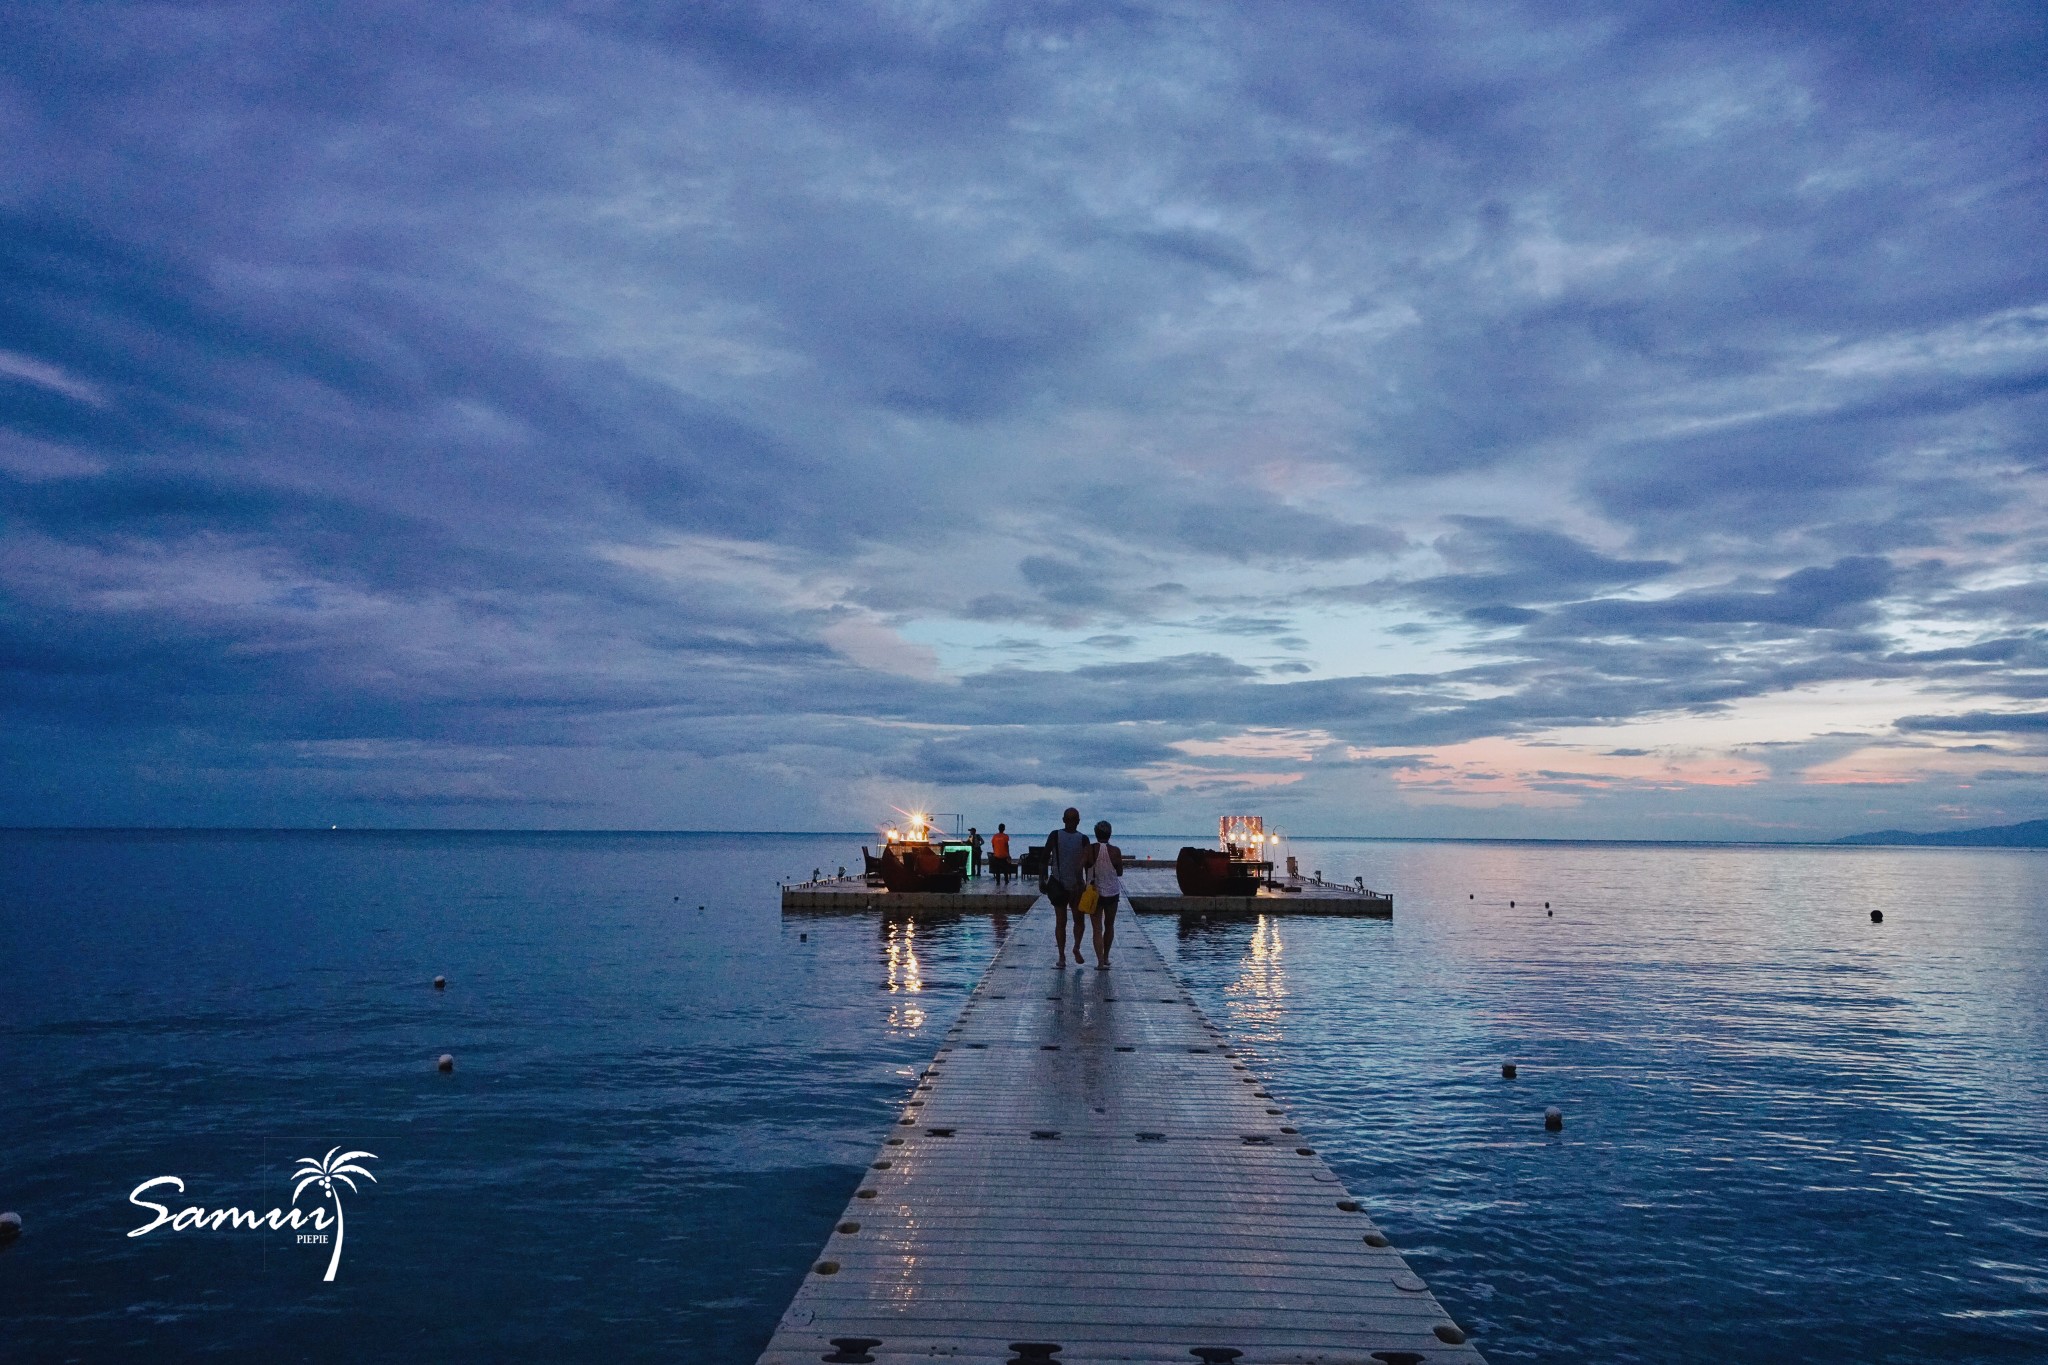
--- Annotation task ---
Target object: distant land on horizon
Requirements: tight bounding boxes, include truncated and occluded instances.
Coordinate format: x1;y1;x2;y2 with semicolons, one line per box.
1832;818;2048;848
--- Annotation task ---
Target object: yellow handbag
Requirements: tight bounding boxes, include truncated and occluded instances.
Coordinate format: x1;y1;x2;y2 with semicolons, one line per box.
1076;883;1100;915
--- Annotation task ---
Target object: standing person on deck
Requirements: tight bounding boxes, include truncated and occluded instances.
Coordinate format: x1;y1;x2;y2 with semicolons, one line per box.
1044;808;1090;968
968;827;984;877
989;824;1013;885
1084;820;1125;969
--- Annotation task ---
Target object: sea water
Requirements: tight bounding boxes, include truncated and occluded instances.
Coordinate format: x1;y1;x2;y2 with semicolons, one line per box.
1163;839;2048;1362
1;830;2043;1361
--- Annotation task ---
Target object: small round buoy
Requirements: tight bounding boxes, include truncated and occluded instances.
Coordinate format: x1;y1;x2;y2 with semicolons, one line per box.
1509;900;1515;907
1544;1106;1563;1131
1547;909;1553;916
1502;1063;1517;1079
800;932;808;942
433;975;446;990
0;1211;20;1241
437;1054;455;1073
1870;909;1883;923
697;905;704;911
1469;893;1474;899
1544;902;1550;909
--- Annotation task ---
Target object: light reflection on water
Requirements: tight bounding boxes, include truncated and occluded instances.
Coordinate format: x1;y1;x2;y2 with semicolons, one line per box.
883;917;924;994
884;917;926;1032
1222;913;1288;1043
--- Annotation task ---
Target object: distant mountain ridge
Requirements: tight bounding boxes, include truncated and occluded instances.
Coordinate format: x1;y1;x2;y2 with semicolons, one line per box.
1833;818;2048;847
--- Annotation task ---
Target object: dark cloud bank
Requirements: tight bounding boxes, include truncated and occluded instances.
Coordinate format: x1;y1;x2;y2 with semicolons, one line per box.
2;1;2045;836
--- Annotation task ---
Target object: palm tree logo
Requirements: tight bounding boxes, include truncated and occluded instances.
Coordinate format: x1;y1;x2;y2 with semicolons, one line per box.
292;1147;378;1281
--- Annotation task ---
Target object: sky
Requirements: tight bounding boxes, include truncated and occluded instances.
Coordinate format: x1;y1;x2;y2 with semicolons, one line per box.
2;1;2045;838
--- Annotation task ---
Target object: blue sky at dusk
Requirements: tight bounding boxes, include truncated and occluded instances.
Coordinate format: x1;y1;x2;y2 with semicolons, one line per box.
3;2;2045;837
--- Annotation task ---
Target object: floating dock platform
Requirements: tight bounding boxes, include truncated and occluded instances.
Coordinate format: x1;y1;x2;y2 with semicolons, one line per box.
759;903;1480;1364
781;868;1392;918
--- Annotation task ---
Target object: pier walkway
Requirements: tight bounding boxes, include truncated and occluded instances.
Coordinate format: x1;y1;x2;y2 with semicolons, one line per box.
759;904;1482;1365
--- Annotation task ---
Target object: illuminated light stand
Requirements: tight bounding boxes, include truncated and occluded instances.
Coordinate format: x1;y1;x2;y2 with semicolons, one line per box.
1218;814;1287;883
1218;814;1263;853
881;810;977;880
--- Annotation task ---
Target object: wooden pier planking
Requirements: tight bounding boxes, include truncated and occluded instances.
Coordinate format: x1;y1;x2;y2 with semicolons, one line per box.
782;869;1392;918
758;903;1481;1365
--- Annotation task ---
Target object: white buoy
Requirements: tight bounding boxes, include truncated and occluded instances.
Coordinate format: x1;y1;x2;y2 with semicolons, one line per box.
437;1054;455;1072
1544;1106;1563;1131
433;975;446;990
0;1211;20;1240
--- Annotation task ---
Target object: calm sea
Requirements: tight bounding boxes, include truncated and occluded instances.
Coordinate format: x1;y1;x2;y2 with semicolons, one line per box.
1;830;2043;1362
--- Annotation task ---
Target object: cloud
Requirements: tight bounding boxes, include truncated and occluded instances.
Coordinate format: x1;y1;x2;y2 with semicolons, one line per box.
1169;502;1406;564
1896;711;2048;734
1550;556;1899;635
0;349;106;406
1393;517;1678;616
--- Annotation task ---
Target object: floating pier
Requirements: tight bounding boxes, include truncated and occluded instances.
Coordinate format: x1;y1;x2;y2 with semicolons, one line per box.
759;903;1479;1364
782;868;1392;918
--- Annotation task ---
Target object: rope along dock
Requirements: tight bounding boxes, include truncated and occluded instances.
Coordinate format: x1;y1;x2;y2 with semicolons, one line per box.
759;903;1483;1364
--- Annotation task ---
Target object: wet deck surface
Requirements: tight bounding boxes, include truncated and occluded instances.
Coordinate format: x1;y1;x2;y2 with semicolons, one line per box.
758;904;1482;1365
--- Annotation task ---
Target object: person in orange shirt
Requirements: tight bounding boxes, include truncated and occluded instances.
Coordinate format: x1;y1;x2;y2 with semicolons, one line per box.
988;823;1013;885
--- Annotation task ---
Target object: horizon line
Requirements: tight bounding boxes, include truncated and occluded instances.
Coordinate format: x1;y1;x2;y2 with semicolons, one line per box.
6;824;2040;849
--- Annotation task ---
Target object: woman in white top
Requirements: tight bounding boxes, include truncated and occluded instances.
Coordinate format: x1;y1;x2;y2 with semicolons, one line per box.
1085;819;1125;969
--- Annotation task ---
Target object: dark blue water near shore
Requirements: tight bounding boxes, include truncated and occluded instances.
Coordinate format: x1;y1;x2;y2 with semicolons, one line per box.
2;831;2044;1361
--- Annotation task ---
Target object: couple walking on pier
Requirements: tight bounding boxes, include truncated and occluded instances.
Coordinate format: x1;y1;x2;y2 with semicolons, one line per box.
1043;807;1123;970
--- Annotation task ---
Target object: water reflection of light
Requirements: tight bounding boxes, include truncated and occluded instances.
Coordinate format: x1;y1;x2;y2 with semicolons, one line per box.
884;919;923;993
884;919;925;1034
1225;913;1288;1039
